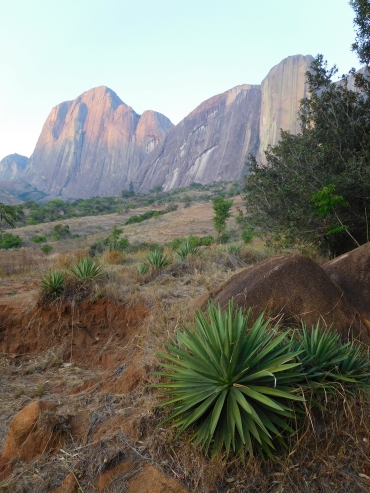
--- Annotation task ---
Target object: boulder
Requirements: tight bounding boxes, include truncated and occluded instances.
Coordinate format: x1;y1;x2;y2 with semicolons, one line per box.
196;253;370;343
126;465;188;493
323;243;370;329
0;400;63;480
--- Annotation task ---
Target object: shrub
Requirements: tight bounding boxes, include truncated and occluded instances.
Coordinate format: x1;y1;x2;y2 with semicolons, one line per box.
69;257;104;282
218;232;231;244
146;248;171;270
40;244;53;254
241;227;255;244
227;243;242;255
154;302;303;460
0;233;23;249
51;224;71;240
30;235;46;243
40;270;67;299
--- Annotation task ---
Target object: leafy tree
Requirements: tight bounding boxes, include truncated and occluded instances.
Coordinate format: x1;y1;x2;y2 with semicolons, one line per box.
0;203;22;228
244;3;370;256
212;196;233;237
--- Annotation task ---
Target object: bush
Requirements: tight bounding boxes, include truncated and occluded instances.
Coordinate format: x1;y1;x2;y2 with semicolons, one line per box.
30;235;46;243
0;233;23;249
51;224;71;241
154;302;303;460
227;243;242;255
241;227;255;244
218;232;231;244
41;244;53;254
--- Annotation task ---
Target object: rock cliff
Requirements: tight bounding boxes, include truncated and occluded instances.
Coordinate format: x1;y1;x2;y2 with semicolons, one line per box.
136;54;313;192
257;54;313;162
23;86;173;198
0;154;28;181
135;85;261;192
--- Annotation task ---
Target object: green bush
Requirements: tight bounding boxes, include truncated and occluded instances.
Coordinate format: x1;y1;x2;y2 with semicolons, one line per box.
69;257;104;282
154;302;303;460
40;244;52;254
218;232;231;244
241;227;255;244
51;224;71;241
0;233;23;249
40;270;67;299
227;243;242;255
30;235;46;243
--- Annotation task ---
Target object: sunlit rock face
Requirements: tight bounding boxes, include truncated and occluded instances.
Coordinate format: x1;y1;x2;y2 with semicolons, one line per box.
135;55;313;192
23;86;173;198
257;54;314;163
135;84;261;192
0;154;28;181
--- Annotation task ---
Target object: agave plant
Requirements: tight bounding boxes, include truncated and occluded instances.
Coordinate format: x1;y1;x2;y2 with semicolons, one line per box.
292;323;370;399
176;237;200;260
40;270;67;299
137;262;148;275
153;301;303;460
69;257;104;282
146;248;171;270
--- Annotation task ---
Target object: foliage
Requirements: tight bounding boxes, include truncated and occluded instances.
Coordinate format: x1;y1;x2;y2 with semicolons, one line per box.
227;243;242;255
30;235;46;243
146;248;171;270
244;52;370;256
154;302;303;460
212;196;233;236
40;244;52;254
90;227;129;255
218;232;231;244
40;270;67;299
292;323;370;401
0;233;23;249
351;0;370;65
69;257;104;282
137;263;149;275
0;203;23;228
176;236;200;260
50;224;71;241
241;227;255;244
167;235;214;250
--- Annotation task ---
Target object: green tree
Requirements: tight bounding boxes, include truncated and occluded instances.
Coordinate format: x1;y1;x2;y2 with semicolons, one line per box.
244;3;370;256
0;203;22;228
212;196;233;237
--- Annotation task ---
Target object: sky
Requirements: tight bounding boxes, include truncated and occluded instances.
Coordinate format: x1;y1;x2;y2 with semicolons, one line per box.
0;0;362;160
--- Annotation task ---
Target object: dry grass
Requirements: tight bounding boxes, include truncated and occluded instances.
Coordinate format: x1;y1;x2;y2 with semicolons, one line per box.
0;205;368;492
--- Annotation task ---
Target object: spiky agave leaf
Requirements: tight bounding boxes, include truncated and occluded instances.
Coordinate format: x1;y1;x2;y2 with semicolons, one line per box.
40;270;67;299
292;323;370;400
146;248;171;269
69;257;104;281
153;301;304;460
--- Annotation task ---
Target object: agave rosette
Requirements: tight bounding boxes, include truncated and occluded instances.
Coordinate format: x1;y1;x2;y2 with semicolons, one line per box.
154;301;304;459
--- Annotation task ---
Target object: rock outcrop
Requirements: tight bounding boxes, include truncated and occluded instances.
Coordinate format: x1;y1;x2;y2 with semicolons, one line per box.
257;54;313;162
135;84;261;191
23;86;173;198
0;153;28;181
196;253;370;343
323;243;370;328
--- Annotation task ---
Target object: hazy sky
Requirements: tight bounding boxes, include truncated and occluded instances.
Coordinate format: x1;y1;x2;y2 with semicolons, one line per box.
0;0;361;159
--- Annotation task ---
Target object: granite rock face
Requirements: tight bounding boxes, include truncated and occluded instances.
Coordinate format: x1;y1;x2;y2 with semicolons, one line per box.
257;54;314;162
23;86;173;198
136;54;313;192
0;154;28;181
135;84;261;192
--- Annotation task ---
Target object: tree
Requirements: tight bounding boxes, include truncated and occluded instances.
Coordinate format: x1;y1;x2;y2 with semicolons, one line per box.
212;196;233;236
244;2;370;256
0;203;22;228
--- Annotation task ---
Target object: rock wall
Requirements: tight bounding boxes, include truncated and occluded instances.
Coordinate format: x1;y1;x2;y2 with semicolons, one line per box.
136;84;261;192
257;54;314;162
22;86;173;198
